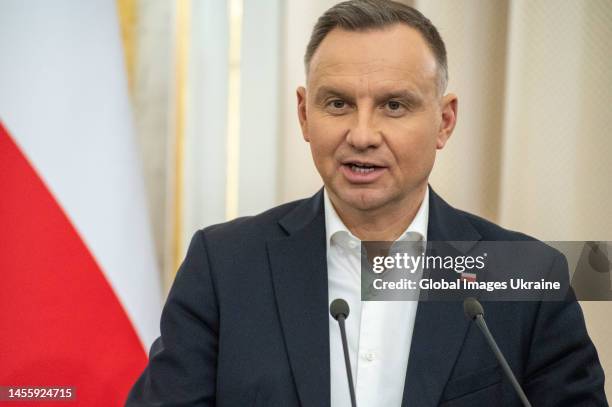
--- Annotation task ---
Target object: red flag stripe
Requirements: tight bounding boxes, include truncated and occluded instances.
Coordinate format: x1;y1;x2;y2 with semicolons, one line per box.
0;122;146;406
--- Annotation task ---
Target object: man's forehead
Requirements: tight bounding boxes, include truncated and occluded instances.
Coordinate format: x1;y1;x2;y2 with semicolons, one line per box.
311;59;426;81
308;59;435;97
316;56;407;71
306;25;438;91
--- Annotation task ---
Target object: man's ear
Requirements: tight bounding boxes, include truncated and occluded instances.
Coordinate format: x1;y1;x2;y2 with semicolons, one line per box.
436;93;458;149
296;86;309;142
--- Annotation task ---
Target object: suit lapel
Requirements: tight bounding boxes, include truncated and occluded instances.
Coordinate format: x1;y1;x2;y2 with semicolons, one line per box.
268;191;330;407
401;187;482;407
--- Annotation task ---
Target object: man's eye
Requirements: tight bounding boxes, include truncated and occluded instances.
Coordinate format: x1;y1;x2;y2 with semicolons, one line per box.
387;101;402;110
330;100;346;109
384;100;407;116
325;99;350;115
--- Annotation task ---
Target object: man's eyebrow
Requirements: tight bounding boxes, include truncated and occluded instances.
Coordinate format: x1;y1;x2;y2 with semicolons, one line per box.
313;86;354;103
374;90;423;107
313;86;424;107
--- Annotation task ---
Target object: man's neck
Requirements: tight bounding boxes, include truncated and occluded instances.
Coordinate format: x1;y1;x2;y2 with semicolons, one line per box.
328;184;428;241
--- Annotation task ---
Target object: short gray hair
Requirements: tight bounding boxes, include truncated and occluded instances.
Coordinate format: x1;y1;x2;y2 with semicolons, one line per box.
304;0;448;92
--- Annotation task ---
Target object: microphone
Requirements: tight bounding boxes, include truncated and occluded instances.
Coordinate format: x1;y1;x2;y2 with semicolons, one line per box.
330;299;357;407
463;298;532;407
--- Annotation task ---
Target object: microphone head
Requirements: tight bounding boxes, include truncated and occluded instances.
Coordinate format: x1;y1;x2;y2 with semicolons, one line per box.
330;298;350;320
463;297;484;320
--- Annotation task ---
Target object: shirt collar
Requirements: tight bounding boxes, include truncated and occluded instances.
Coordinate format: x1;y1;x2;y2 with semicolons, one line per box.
323;187;429;252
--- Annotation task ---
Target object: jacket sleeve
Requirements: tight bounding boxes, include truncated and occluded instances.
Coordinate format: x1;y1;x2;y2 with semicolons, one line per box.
126;230;219;407
523;254;608;406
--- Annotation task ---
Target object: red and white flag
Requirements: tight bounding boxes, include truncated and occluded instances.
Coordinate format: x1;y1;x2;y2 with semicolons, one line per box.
0;1;161;405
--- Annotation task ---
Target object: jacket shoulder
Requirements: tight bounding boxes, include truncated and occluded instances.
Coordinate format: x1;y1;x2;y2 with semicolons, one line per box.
198;197;308;241
457;209;537;242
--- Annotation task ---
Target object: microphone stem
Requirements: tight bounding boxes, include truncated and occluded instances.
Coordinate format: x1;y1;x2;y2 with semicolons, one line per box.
475;315;532;407
337;315;357;407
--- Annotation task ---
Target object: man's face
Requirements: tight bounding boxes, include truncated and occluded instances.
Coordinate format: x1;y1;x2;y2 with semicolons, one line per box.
297;24;457;214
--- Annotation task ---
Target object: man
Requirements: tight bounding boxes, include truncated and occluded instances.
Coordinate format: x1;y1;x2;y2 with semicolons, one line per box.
126;1;607;405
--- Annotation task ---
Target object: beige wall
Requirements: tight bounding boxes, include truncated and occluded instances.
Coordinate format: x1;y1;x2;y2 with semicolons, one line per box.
278;0;337;203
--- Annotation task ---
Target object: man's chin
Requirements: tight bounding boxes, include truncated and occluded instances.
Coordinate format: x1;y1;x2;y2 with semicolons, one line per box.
334;190;393;212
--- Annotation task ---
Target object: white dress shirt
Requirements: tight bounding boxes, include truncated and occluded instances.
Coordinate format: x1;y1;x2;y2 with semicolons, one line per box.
325;188;429;407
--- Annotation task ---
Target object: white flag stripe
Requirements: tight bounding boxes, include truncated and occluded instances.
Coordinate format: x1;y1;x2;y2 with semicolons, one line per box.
0;0;161;349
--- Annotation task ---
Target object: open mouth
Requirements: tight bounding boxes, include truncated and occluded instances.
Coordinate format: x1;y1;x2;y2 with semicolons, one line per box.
348;162;378;174
340;161;386;183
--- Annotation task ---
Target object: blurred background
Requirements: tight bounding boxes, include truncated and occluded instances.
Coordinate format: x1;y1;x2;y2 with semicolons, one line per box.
1;0;610;403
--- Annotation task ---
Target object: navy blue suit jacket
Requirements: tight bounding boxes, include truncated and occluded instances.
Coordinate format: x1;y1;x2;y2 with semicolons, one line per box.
126;188;607;406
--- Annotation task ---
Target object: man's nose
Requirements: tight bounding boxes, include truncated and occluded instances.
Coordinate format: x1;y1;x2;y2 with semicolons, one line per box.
346;111;382;150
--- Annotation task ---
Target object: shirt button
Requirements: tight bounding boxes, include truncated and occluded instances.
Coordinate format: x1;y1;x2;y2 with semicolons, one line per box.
348;240;358;249
365;351;376;361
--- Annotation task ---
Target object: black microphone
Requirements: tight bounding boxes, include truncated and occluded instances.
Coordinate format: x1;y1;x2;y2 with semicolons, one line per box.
463;297;532;407
330;298;357;407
